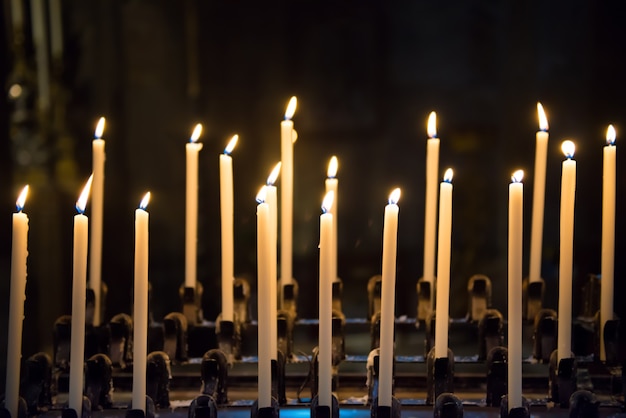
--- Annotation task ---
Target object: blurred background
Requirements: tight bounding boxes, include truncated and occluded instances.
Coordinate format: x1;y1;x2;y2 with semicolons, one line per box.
1;0;626;389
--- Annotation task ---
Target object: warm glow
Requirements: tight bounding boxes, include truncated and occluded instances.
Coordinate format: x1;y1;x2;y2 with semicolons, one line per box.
8;84;22;99
284;96;297;120
427;111;437;138
76;175;94;214
606;124;616;146
388;188;401;205
95;117;106;139
327;156;338;178
537;102;548;131
190;123;203;143
511;170;524;183
256;185;267;204
139;192;151;210
16;185;29;212
443;168;454;183
267;162;281;186
561;140;576;159
322;191;335;213
224;134;239;155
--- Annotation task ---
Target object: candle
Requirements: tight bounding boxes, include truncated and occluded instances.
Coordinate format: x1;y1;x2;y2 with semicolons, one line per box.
423;111;439;287
318;191;335;407
69;175;93;415
508;170;524;410
220;134;238;322
280;96;297;286
325;156;339;282
529;103;549;283
379;188;401;407
435;169;454;359
132;192;151;411
185;124;203;289
5;186;29;418
30;0;50;112
558;140;576;362
266;163;281;358
90;117;106;326
256;186;272;408
600;125;616;361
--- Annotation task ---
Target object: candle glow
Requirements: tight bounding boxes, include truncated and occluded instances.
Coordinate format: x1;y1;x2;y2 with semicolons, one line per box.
427;111;437;138
267;162;281;185
284;96;297;120
95;117;105;139
537;102;548;131
190;123;202;142
562;140;575;159
76;175;93;214
16;185;29;211
327;156;338;179
322;190;334;213
512;169;524;183
224;134;239;155
607;124;616;145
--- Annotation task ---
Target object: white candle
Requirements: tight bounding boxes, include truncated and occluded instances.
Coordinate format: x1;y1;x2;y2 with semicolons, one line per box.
90;117;106;326
558;140;576;362
266;163;281;359
256;186;272;408
325;156;339;282
435;169;454;359
508;170;524;410
132;192;151;411
529;103;549;283
69;176;93;415
220;135;238;322
601;125;616;361
185;124;203;289
423;111;439;286
318;191;335;407
5;186;29;418
280;96;297;286
379;188;401;407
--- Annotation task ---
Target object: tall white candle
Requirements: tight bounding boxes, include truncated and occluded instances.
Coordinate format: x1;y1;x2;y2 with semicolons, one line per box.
5;186;29;418
256;186;272;408
185;124;203;289
132;192;151;411
280;96;297;286
601;125;616;361
529;103;549;283
69;176;93;415
318;191;335;407
220;135;238;322
423;111;439;287
379;188;401;407
90;117;106;326
266;163;281;359
508;170;524;410
558;140;576;362
325;156;339;283
435;169;454;359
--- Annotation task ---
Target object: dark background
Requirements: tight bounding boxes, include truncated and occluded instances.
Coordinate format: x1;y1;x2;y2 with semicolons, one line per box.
1;0;626;389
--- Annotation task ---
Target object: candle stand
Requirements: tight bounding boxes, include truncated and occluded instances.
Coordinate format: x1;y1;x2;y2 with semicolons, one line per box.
145;351;171;409
277;310;296;359
426;348;455;405
467;274;491;322
215;317;242;363
523;278;545;322
498;396;530;418
310;394;339;418
84;353;113;410
281;280;299;319
415;278;433;322
433;392;463;418
233;278;251;325
367;276;382;320
370;396;401;418
180;283;204;326
250;399;279;418
200;349;229;405
549;351;577;408
477;309;504;361
162;312;188;363
108;314;133;369
485;347;507;407
188;395;218;418
532;309;558;363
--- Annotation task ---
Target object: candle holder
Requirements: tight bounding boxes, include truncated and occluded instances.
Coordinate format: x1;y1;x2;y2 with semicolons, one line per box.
84;353;113;411
365;348;397;406
370;396;401;418
53;315;72;372
485;346;508;407
162;312;188;363
85;282;107;327
280;279;299;319
233;277;251;325
20;352;53;415
180;282;204;326
549;350;577;408
215;315;242;363
568;389;599;418
499;395;530;418
415;277;434;322
272;350;287;405
250;398;279;418
597;318;620;365
61;397;91;418
426;347;455;405
188;395;218;418
466;274;491;322
522;277;545;322
433;392;463;418
367;275;382;320
477;309;503;361
277;310;295;359
200;349;229;405
532;309;557;363
332;279;343;315
145;351;172;409
124;397;155;418
108;313;133;370
310;394;339;418
580;274;600;318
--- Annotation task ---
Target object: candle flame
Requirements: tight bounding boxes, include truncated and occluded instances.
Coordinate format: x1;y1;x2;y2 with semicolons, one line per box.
284;96;297;120
606;124;616;145
76;175;94;214
139;192;151;210
427;111;437;138
537;102;548;131
267;162;281;186
327;156;338;178
256;185;267;204
322;191;335;213
95;117;106;139
16;185;29;212
388;188;401;205
224;134;238;155
561;140;575;159
190;123;203;143
511;169;524;183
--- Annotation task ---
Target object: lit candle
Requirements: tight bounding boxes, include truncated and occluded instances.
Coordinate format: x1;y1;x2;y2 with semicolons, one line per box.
266;163;281;358
325;156;339;282
423;111;439;287
280;96;297;286
529;103;549;283
508;170;524;410
558;140;576;362
5;186;29;418
132;192;151;411
379;188;401;407
220;134;238;322
318;191;335;407
435;169;454;359
185;124;203;289
600;125;616;361
69;175;93;415
90;117;106;326
256;186;272;408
